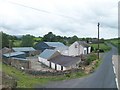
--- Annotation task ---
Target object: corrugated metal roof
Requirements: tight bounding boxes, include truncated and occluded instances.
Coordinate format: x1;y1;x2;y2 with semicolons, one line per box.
45;42;65;47
39;49;57;59
13;47;36;52
55;46;68;52
50;55;81;67
3;52;25;57
12;57;27;61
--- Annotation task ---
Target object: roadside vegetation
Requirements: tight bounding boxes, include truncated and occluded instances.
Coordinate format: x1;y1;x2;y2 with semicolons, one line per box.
90;43;111;53
2;63;87;88
107;38;120;54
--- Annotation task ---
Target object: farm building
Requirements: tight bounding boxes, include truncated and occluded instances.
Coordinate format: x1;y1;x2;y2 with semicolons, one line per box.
0;47;13;58
12;47;37;56
34;42;66;51
69;41;91;56
38;49;81;71
54;46;69;56
3;52;26;59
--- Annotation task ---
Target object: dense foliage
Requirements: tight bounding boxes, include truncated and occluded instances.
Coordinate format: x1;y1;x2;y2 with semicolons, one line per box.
86;54;98;65
1;32;106;48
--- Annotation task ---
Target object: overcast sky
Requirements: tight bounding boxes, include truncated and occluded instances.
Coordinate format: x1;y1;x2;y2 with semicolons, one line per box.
0;0;118;39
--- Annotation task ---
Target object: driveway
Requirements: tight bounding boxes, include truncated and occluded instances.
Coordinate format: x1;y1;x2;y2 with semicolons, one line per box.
42;44;118;88
27;57;54;71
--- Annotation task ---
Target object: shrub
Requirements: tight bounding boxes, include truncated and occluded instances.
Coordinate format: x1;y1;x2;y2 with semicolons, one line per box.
65;74;71;78
86;54;97;65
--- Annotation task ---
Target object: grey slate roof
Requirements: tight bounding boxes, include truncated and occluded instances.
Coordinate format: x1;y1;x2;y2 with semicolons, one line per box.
45;42;65;48
13;47;36;52
55;46;68;52
77;41;90;47
50;55;81;67
3;52;25;57
39;49;58;59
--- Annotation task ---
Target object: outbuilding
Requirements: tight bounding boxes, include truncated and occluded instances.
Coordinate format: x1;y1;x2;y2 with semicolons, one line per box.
12;47;37;56
34;42;66;51
3;52;26;59
38;49;81;71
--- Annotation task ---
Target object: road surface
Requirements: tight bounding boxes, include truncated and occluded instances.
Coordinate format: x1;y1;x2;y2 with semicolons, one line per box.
41;44;118;88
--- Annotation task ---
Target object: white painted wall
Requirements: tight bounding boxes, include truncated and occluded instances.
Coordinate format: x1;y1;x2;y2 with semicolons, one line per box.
38;57;49;67
57;64;61;70
69;42;79;56
63;66;67;70
88;47;91;53
83;48;87;54
51;62;55;69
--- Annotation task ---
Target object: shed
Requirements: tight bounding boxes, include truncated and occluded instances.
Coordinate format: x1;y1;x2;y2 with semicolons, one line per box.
38;49;61;67
38;49;81;71
49;55;81;70
12;47;36;56
3;52;26;59
34;42;66;51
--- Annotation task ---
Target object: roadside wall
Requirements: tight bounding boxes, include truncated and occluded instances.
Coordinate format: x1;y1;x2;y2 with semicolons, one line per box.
24;68;82;76
3;58;31;69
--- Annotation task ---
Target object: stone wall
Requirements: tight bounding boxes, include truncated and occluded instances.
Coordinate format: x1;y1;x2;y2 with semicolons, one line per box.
3;58;31;69
24;68;83;76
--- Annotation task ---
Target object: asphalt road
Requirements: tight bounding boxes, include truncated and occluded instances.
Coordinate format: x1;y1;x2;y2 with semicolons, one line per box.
42;44;118;88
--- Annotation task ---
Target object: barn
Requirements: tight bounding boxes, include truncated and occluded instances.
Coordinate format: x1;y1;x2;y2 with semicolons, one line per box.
69;41;91;56
3;52;26;59
12;47;37;56
34;42;66;51
38;49;81;71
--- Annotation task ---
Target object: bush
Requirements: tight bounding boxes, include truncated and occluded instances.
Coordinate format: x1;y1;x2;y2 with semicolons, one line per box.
86;54;97;65
65;74;71;78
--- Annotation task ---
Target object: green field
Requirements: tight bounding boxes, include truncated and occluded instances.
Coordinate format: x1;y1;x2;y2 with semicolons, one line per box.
90;43;111;52
13;40;22;47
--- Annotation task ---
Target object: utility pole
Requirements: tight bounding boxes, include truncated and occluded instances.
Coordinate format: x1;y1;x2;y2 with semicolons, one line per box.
97;22;100;60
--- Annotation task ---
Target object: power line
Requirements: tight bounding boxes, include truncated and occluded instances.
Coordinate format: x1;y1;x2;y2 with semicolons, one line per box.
8;1;78;21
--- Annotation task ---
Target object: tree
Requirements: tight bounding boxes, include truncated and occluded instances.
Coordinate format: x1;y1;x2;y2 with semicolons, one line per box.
1;32;9;48
42;32;56;42
68;35;79;44
21;34;34;47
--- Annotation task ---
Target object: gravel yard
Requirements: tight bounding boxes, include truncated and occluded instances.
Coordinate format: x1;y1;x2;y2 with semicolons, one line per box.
27;57;54;71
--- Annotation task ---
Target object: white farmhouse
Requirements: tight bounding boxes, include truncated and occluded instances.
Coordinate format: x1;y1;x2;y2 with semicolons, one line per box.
69;41;91;56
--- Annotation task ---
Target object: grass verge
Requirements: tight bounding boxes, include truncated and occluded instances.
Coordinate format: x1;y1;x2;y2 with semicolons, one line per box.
2;63;87;88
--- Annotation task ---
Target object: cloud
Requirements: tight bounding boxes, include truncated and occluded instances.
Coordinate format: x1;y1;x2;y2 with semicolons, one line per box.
0;0;118;39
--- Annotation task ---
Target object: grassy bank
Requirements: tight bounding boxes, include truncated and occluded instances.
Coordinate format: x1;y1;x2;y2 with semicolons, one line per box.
2;63;87;88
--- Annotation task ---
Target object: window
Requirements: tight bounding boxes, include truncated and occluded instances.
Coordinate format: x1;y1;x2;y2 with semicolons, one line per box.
75;44;78;48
